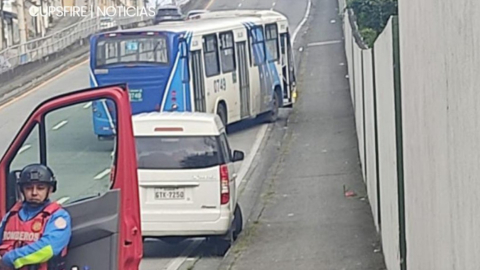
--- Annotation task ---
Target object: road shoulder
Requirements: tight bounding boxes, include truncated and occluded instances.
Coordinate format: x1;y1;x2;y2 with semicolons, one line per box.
216;0;386;269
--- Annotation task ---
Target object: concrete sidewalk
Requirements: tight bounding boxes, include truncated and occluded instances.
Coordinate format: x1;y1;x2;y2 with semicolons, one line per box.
218;0;387;269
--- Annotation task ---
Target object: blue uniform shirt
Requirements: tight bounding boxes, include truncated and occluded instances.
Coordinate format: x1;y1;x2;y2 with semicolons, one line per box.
0;200;72;269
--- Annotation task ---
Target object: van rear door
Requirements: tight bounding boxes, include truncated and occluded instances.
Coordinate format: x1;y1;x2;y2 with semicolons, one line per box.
136;135;223;223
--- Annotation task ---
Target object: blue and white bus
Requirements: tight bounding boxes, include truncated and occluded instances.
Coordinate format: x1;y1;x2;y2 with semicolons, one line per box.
89;9;297;139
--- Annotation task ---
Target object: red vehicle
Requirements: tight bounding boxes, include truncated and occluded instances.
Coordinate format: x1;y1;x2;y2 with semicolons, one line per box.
0;85;143;269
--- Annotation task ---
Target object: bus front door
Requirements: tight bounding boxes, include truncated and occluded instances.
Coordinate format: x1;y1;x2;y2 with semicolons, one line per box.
280;31;296;107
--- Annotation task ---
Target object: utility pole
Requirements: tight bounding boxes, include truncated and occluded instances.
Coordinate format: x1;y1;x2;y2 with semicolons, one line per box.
0;0;4;49
16;0;27;55
41;0;47;35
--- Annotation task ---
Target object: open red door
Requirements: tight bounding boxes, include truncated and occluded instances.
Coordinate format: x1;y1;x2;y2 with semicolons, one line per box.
0;84;142;269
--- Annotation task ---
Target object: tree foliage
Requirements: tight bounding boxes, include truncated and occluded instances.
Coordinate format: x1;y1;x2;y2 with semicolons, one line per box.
346;0;398;47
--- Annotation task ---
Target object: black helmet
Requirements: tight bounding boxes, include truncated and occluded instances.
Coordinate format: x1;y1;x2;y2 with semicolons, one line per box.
18;164;57;192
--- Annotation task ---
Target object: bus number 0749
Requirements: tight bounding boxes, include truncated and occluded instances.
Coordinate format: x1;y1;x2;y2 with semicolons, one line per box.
213;78;227;93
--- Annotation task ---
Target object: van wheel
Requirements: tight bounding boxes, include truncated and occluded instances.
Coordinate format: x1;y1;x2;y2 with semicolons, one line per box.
266;90;280;123
217;103;228;128
232;205;243;240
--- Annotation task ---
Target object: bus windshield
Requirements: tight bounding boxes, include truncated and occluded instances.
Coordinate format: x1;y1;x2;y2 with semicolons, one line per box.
95;34;169;68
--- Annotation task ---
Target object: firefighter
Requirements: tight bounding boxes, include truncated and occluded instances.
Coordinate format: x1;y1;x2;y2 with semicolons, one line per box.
0;164;72;270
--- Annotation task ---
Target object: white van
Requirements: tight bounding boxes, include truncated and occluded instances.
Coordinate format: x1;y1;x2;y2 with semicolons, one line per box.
132;112;244;247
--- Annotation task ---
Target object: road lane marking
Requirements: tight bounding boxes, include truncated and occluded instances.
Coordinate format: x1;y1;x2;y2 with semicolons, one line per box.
0;59;89;112
52;120;68;130
94;168;110;180
292;0;312;44
237;124;268;188
307;40;342;47
165;239;203;270
57;197;70;205
18;144;32;154
83;102;92;109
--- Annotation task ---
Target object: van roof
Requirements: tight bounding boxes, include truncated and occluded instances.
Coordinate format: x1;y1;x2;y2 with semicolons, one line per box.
132;112;225;136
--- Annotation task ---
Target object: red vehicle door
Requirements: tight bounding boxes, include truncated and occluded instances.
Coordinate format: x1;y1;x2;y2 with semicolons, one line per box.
0;84;142;270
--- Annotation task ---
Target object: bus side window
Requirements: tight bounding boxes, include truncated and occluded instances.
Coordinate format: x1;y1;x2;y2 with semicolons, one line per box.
265;23;279;62
247;30;253;67
219;31;236;73
96;42;106;67
203;34;220;77
250;26;266;66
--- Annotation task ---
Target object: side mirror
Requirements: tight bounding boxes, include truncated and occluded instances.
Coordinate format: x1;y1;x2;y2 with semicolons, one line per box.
232;150;244;162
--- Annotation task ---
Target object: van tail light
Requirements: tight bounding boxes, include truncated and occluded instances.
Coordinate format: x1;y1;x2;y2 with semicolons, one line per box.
110;165;116;183
220;164;230;205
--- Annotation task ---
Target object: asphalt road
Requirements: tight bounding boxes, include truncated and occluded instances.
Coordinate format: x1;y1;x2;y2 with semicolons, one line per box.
140;0;310;268
0;0;308;269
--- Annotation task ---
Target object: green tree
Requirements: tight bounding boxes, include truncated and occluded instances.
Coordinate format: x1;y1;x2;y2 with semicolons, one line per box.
346;0;397;47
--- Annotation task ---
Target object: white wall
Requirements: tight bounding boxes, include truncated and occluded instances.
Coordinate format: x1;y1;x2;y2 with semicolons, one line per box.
342;9;400;270
362;48;379;232
343;0;480;268
373;18;400;270
399;0;480;269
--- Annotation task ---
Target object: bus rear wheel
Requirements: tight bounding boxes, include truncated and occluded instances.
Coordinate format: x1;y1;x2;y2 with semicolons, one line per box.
266;90;280;123
217;103;228;128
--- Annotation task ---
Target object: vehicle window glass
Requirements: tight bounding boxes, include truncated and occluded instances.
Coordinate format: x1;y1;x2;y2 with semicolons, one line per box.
10;124;40;174
8;124;42;208
45;99;117;204
157;9;180;16
219;32;235;73
203;34;220;77
265;24;279;61
7;99;118;206
250;26;265;66
218;133;232;162
96;35;169;68
135;136;223;169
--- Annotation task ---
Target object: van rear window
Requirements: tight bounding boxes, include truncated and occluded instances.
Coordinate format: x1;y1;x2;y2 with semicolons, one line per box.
156;9;180;16
135;136;223;169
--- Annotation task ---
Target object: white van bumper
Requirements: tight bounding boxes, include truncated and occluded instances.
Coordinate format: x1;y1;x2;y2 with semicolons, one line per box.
141;215;232;237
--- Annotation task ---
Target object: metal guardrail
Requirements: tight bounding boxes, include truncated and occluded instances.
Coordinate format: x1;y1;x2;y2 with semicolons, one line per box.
0;11;152;74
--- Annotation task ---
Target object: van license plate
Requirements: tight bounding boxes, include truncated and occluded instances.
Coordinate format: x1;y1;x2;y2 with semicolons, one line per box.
154;188;185;200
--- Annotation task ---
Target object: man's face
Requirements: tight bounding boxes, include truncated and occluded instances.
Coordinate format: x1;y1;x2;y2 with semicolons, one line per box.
22;183;52;204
